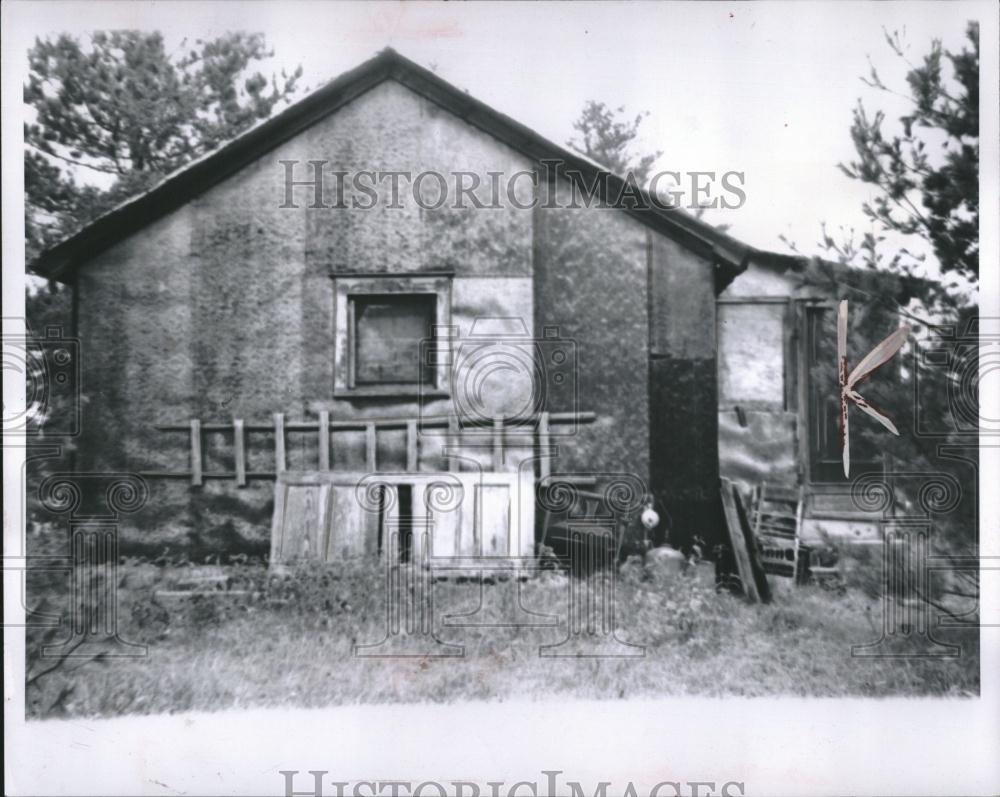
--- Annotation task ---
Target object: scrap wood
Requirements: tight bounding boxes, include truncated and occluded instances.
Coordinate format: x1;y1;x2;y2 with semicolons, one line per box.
719;478;772;603
735;482;772;603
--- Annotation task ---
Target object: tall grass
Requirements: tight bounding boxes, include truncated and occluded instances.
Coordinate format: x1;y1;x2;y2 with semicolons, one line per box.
25;557;979;719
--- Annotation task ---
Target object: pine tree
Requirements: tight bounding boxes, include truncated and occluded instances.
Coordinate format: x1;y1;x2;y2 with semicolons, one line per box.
24;31;303;261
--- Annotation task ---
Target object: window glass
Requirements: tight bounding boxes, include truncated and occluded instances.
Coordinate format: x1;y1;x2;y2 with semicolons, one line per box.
353;294;436;385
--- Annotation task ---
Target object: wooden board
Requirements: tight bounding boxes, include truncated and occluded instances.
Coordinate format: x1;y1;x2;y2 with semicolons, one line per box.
720;478;764;602
418;481;463;558
271;481;328;562
327;484;379;559
734;482;772;603
476;482;511;557
270;471;532;568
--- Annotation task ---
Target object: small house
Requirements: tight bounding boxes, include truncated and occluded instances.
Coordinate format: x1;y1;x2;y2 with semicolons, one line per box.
33;49;840;565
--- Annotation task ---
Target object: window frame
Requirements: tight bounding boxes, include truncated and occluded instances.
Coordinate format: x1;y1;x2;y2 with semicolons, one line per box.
333;273;452;398
716;295;794;411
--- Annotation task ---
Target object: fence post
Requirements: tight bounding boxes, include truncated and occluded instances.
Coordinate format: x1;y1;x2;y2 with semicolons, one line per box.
233;418;246;487
318;410;330;471
366;422;377;472
537;412;551;480
273;412;286;475
189;419;202;487
406;419;418;472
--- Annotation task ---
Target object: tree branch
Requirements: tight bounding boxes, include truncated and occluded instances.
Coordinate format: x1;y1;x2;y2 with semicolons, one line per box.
26;143;119;175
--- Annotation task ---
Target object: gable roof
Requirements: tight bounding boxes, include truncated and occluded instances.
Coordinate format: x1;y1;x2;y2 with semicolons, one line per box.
32;47;755;284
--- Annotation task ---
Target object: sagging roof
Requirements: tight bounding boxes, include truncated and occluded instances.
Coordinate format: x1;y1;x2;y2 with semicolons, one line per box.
32;47;756;285
746;249;939;304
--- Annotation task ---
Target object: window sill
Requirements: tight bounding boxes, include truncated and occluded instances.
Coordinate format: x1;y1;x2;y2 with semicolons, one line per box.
334;386;451;399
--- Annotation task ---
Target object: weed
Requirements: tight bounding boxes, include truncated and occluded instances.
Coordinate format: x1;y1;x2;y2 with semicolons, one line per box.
24;556;980;718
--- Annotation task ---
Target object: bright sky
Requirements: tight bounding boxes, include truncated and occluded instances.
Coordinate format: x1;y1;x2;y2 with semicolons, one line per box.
4;0;986;277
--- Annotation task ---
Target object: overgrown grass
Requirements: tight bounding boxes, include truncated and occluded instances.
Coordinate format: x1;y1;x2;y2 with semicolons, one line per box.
25;557;979;719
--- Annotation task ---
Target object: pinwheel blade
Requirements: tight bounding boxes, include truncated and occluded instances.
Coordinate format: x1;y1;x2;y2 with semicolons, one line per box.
847;389;900;435
847;325;911;388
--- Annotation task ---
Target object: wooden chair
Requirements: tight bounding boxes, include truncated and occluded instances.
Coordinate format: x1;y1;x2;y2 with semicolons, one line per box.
750;482;805;582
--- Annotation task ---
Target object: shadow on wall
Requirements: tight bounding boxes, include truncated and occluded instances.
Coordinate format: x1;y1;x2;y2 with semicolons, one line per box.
126;485;273;562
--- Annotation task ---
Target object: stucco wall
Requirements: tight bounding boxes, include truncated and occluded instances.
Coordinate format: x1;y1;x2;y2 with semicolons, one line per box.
69;78;720;556
533;179;650;485
72;80;539;554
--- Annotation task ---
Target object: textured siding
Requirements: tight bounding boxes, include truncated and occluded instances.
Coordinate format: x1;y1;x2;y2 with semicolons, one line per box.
534;179;650;483
71;80;537;554
68;78;720;556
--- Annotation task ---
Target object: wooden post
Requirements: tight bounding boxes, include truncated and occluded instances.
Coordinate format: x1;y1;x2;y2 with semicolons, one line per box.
318;410;330;471
233;418;246;487
366;422;377;472
536;411;551;553
273;412;286;475
270;481;287;565
406;419;418;472
189;419;202;487
492;416;504;471
448;415;460;472
537;411;551;481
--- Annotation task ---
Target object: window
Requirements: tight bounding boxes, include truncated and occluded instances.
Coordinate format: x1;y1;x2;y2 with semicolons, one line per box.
717;299;788;408
353;294;436;385
334;274;451;397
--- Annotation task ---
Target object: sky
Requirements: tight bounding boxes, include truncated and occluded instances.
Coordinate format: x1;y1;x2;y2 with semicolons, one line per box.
3;0;987;277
